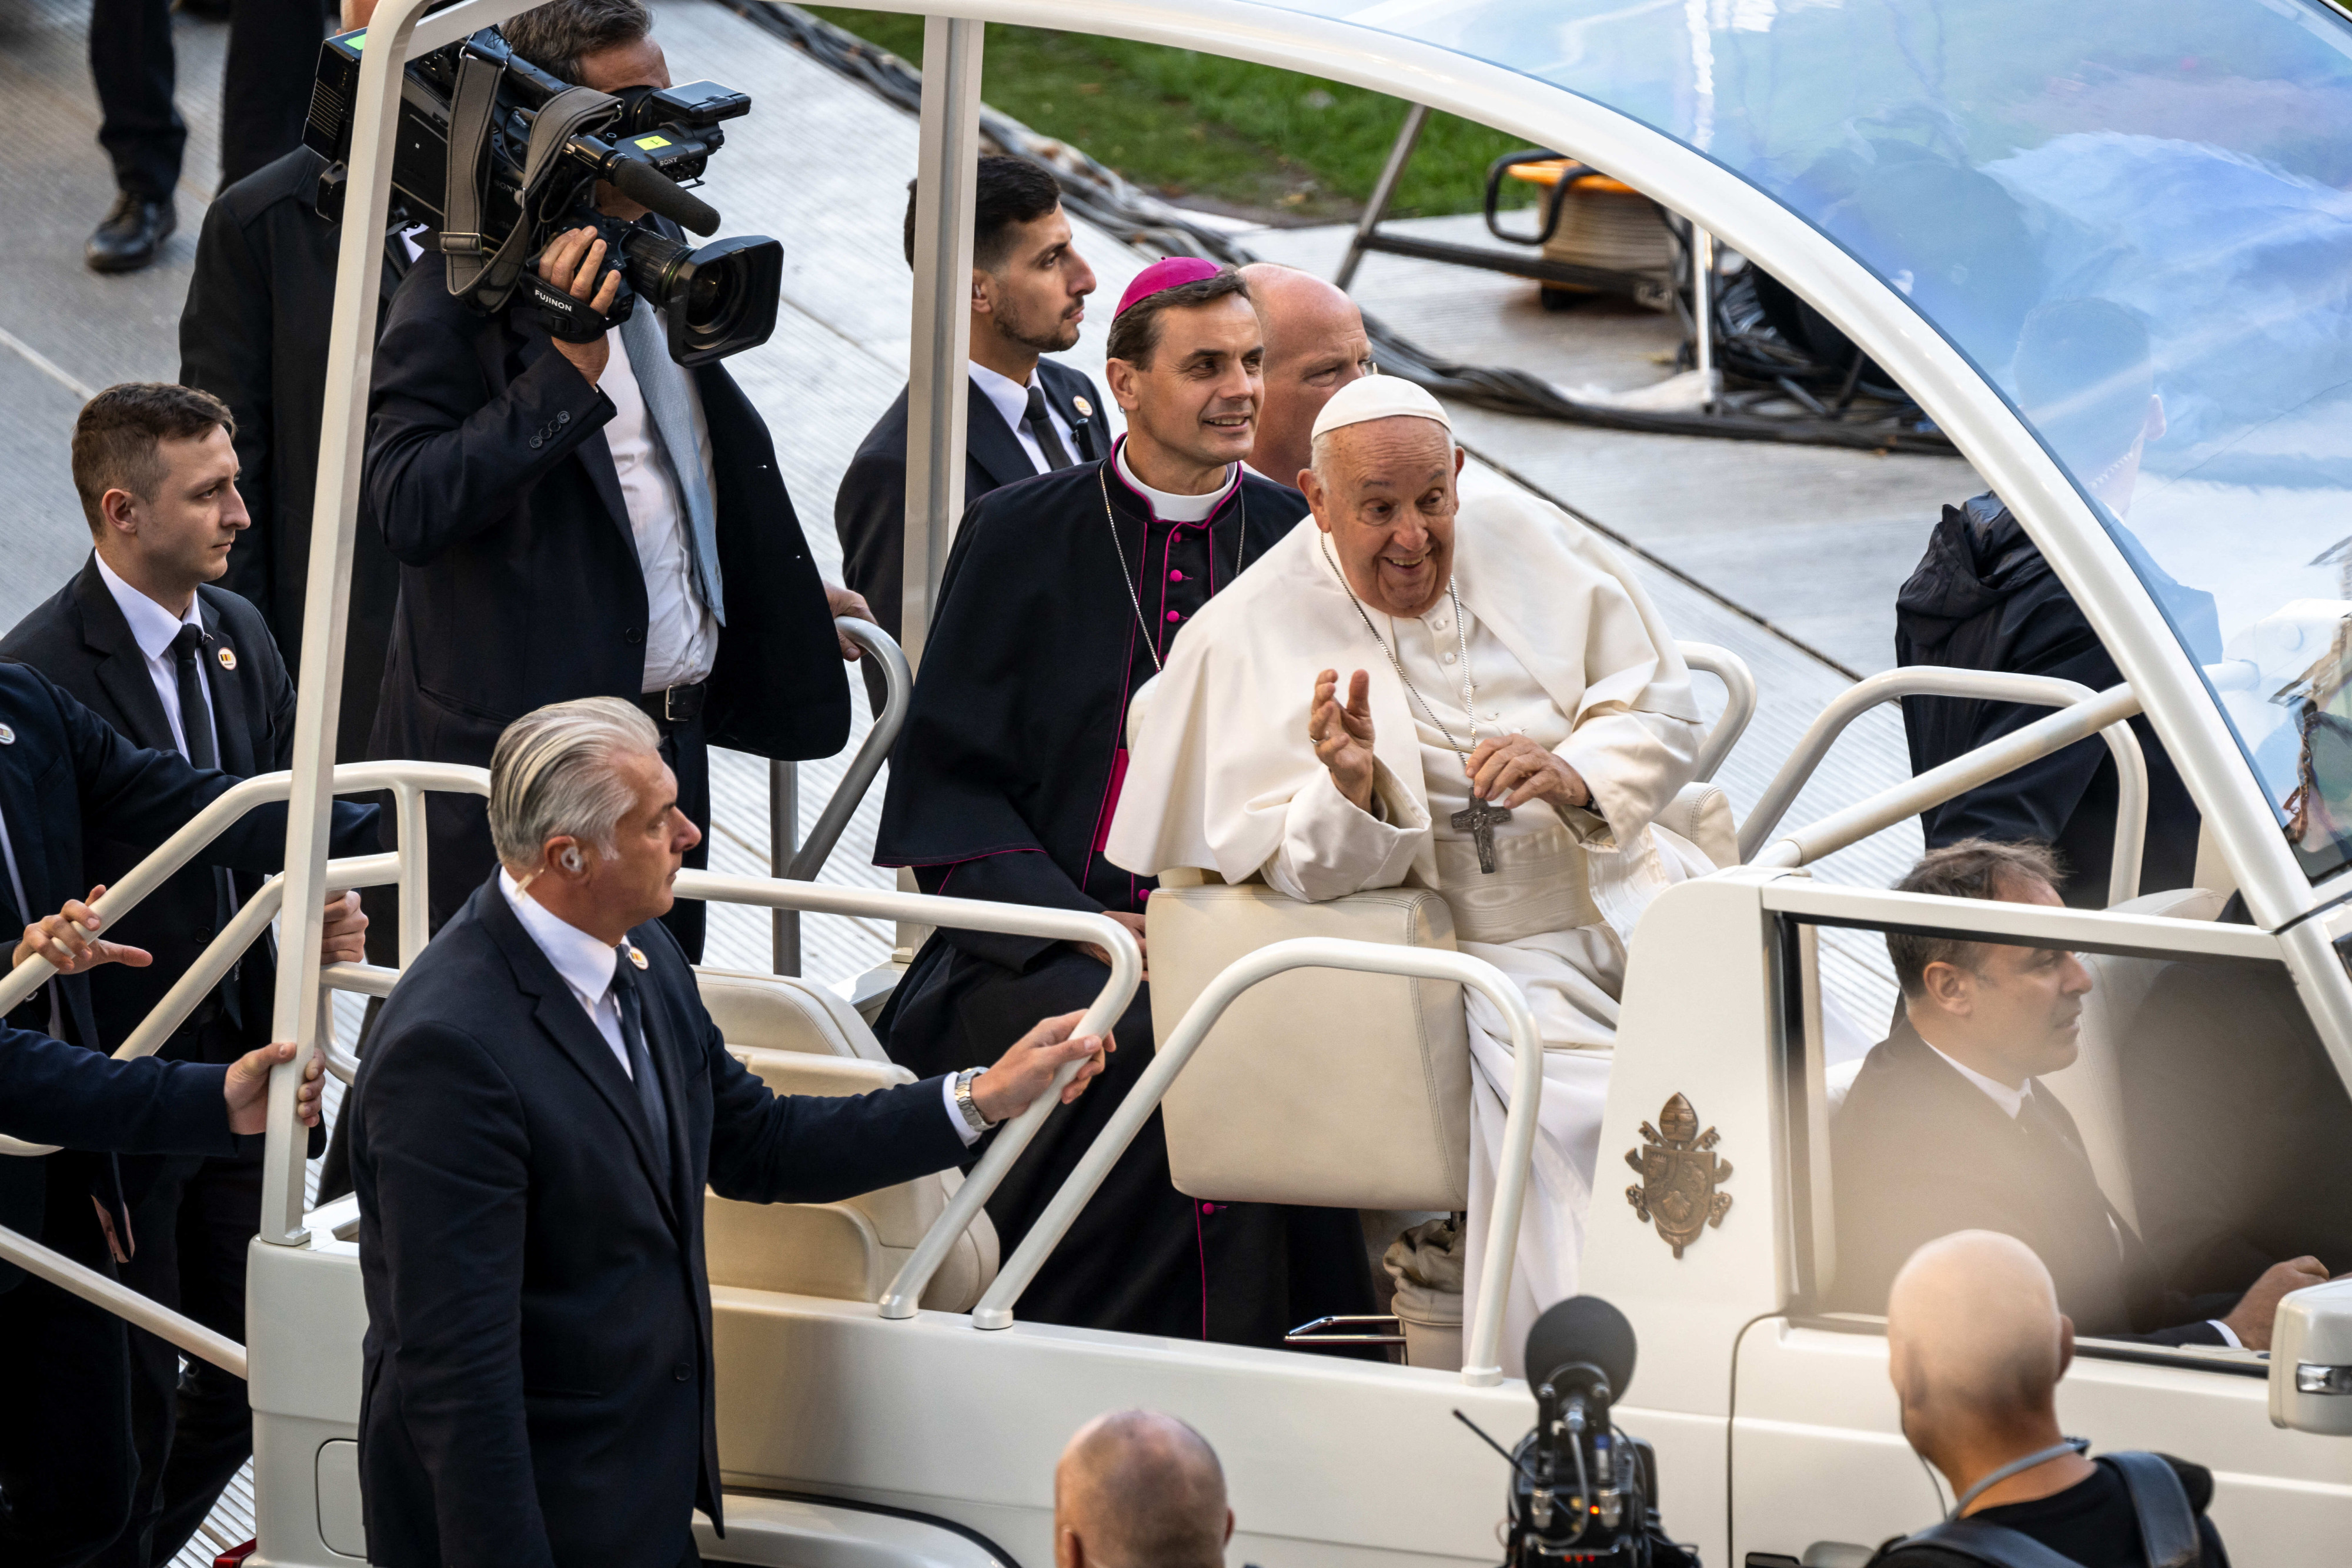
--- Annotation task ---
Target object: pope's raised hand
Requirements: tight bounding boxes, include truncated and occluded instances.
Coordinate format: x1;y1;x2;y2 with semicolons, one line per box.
1310;668;1378;813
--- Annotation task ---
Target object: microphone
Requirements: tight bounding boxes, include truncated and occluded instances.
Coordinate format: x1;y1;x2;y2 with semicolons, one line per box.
604;155;722;235
1518;1297;1649;1562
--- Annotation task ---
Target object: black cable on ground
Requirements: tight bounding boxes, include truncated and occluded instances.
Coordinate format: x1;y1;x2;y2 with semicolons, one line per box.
726;0;1958;457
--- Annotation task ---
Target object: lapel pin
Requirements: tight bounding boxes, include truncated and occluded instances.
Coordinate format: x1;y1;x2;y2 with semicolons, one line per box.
0;724;13;744
626;944;649;970
216;646;237;671
1073;395;1093;419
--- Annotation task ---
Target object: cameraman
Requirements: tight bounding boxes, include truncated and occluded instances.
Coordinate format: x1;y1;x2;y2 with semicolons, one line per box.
365;0;866;958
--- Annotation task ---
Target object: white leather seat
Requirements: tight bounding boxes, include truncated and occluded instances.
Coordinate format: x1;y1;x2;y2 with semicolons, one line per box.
1658;780;1737;868
694;971;997;1311
2037;886;2226;1231
1148;881;1472;1212
696;966;886;1061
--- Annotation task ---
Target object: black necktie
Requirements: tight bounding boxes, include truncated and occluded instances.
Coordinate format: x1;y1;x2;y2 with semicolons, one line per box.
1024;384;1077;472
170;624;219;770
608;954;673;1181
172;624;242;1028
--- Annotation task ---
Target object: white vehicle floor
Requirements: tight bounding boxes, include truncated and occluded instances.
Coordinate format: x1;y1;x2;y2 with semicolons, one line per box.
0;1;1990;1558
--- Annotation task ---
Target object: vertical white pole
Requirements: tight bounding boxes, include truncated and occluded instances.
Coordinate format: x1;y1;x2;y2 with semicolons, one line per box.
900;15;983;671
1691;225;1715;405
256;0;452;1247
893;15;981;964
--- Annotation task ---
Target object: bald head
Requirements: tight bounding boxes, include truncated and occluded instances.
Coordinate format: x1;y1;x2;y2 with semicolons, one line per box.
1887;1233;2076;1472
1240;263;1372;488
1054;1410;1232;1568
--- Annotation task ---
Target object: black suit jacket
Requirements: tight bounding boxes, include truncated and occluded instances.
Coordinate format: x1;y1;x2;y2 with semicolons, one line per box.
366;253;848;768
0;662;377;1287
349;875;969;1568
0;557;299;1060
1832;1019;2226;1346
179;145;406;768
834;361;1107;705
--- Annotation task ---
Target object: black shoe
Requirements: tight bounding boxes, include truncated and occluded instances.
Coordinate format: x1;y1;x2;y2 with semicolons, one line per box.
85;192;176;274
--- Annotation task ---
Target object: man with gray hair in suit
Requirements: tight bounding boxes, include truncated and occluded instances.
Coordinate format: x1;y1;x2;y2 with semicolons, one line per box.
351;696;1111;1567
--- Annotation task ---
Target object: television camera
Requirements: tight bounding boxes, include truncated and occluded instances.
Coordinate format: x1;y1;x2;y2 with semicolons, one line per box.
1462;1296;1700;1567
304;25;783;366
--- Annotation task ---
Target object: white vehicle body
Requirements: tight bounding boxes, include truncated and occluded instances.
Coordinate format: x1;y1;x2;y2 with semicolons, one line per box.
7;1;2352;1564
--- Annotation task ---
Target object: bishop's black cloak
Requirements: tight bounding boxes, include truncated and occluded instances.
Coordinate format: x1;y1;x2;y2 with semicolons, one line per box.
874;447;1374;1345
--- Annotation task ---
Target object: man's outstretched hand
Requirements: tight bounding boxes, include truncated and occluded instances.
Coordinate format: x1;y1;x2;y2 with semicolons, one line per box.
223;1041;325;1137
2223;1254;2328;1350
970;1009;1113;1124
12;885;151;975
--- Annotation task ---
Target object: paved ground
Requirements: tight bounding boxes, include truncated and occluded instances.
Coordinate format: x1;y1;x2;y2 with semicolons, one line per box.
0;4;1959;1556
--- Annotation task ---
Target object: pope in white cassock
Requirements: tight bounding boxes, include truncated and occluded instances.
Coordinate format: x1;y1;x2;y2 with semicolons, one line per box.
1104;375;1712;1362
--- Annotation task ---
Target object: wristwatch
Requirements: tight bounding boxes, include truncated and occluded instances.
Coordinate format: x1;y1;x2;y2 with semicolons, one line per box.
953;1066;997;1134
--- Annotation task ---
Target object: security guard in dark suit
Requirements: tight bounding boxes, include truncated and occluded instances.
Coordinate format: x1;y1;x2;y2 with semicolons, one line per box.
0;383;376;1567
834;155;1108;709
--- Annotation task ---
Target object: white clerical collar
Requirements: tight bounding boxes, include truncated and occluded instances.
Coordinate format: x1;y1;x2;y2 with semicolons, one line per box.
1114;438;1235;524
95;553;202;662
499;868;620;1011
1919;1031;2030;1119
968;360;1041;437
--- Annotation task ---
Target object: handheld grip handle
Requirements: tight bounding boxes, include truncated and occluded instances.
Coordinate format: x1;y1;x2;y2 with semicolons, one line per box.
607;157;719;235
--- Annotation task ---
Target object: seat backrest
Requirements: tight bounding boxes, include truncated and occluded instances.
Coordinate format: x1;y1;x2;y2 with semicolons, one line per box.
2039;886;2226;1232
1658;781;1737;868
1148;882;1471;1211
696;989;997;1312
696;966;887;1062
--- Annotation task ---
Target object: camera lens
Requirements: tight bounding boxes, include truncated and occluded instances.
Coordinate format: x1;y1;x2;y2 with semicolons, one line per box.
618;229;782;366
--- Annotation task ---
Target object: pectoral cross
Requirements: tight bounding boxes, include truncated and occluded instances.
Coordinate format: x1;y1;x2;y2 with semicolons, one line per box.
1451;797;1514;874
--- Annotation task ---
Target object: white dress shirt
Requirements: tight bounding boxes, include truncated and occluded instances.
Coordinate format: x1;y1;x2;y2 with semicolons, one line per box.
969;362;1076;474
497;870;979;1143
1919;1029;2240;1346
94;554;216;760
600;327;720;693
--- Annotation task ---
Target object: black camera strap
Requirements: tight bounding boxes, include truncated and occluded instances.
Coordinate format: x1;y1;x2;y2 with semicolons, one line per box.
437;50;617;310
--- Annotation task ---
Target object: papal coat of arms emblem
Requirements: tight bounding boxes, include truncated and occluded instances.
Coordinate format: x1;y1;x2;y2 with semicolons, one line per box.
1624;1092;1733;1258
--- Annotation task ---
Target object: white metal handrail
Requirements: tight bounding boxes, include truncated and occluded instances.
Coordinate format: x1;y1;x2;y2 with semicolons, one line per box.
1679;641;1756;785
0;1224;245;1377
957;938;1542;1388
790;618;913;881
668;871;1140;1318
1736;668;2149;906
0;762;480;1021
1752;683;2143;878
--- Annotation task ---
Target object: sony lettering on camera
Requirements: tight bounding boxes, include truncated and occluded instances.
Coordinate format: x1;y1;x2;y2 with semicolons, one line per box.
304;23;783;365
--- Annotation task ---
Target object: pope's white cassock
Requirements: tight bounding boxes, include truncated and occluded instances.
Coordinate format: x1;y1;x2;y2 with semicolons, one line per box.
1105;393;1710;1363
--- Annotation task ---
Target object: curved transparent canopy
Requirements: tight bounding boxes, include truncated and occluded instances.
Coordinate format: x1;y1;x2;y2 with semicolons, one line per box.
1274;0;2352;882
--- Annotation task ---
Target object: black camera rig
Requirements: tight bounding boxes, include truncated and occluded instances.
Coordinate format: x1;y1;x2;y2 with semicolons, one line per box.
304;25;782;366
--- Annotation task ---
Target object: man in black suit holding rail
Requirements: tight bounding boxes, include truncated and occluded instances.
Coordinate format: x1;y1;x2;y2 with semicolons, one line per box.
349;696;1111;1568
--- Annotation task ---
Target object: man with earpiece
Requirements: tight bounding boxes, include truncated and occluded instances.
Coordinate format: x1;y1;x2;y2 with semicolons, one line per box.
348;698;1114;1568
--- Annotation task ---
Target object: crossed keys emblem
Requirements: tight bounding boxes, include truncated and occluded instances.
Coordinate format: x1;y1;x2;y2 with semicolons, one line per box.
1624;1092;1733;1258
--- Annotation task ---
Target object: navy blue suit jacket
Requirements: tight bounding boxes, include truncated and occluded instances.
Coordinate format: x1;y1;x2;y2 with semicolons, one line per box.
349;874;969;1568
0;661;376;1287
0;1028;237;1158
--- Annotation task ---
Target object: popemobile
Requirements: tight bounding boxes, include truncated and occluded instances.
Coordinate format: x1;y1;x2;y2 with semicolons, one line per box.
6;1;2352;1563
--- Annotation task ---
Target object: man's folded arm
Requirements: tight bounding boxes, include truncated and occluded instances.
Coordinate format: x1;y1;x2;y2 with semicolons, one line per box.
0;1026;236;1157
1262;764;1426;903
702;1022;968;1206
1556;707;1702;845
362;1022;556;1568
